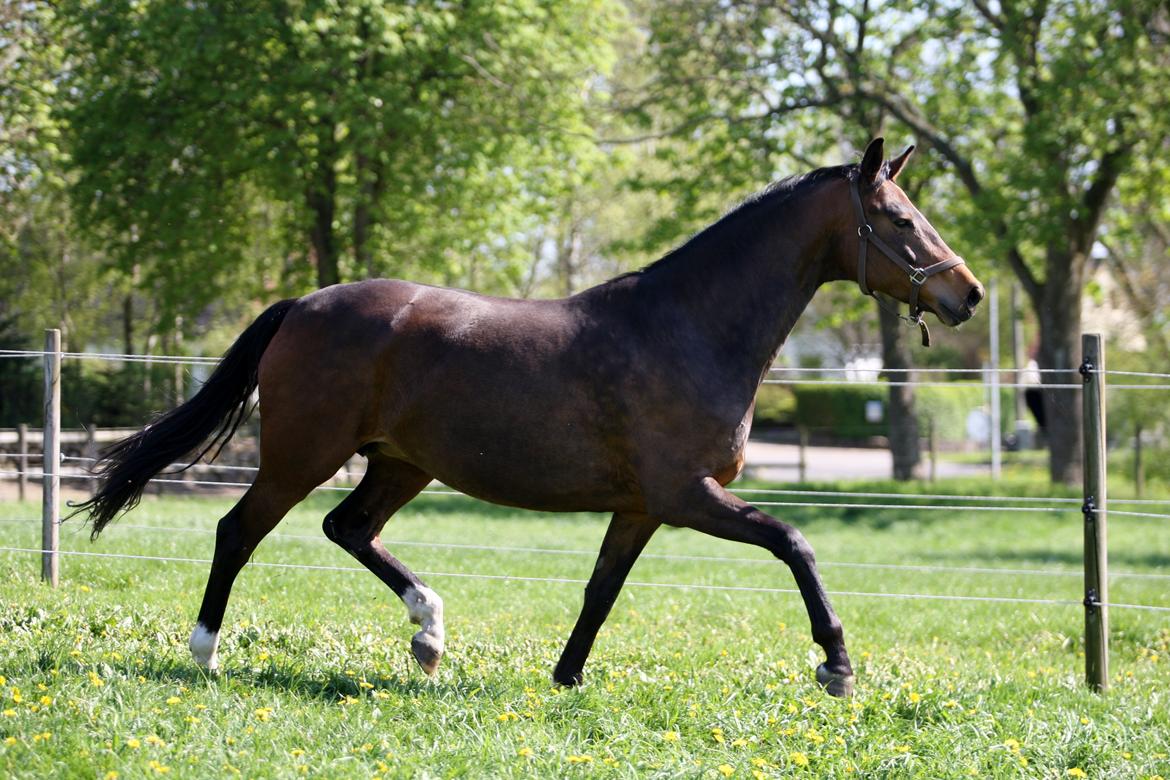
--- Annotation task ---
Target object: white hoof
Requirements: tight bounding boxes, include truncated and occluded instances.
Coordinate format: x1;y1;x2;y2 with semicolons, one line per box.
189;623;220;673
403;586;445;676
816;663;854;698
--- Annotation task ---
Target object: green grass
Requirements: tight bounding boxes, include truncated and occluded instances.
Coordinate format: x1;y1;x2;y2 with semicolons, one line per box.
1;477;1169;779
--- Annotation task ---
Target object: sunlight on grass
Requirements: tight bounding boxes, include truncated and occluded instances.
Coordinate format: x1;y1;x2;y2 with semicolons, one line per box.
1;477;1168;778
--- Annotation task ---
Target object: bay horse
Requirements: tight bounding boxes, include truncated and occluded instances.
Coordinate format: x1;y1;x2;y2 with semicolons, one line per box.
75;139;983;697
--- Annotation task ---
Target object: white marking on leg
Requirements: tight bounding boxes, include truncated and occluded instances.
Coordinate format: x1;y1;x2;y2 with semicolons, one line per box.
189;622;220;673
403;585;445;674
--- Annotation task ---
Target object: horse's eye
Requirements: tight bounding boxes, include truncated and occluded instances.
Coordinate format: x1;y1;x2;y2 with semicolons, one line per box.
893;217;913;229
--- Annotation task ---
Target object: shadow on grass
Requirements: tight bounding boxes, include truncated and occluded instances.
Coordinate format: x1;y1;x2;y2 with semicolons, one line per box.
124;654;500;704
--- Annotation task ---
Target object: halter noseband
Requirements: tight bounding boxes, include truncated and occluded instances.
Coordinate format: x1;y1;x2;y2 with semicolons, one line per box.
849;175;967;347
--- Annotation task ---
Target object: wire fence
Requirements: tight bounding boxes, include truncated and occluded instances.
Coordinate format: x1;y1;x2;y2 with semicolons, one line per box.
2;342;1169;676
3;545;1169;613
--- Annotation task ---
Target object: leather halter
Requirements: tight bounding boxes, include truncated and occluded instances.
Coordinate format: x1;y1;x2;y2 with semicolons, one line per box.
849;175;967;347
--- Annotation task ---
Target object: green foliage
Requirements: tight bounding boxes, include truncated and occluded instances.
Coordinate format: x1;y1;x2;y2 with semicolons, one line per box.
751;384;797;427
792;384;886;439
56;0;626;313
788;382;1010;442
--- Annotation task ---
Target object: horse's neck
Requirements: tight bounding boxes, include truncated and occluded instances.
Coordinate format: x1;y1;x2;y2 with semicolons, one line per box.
638;197;834;383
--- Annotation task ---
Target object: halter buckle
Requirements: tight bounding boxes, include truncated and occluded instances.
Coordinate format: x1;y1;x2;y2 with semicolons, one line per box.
909;267;927;286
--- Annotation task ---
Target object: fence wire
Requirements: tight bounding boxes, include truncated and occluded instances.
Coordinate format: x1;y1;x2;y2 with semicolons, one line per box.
5;513;1168;582
3;544;1169;612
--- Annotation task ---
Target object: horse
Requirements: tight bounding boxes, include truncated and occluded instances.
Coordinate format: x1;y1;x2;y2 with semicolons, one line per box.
74;138;983;698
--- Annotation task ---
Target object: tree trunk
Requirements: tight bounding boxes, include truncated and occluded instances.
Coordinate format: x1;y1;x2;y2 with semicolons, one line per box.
308;119;340;289
1036;249;1085;485
122;293;134;356
353;154;384;279
556;219;583;297
878;302;920;480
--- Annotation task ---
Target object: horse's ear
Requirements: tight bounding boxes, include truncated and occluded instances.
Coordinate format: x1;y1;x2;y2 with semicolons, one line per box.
860;138;885;185
887;144;915;181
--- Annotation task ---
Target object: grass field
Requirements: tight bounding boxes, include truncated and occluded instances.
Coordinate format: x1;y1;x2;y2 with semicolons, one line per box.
1;475;1169;778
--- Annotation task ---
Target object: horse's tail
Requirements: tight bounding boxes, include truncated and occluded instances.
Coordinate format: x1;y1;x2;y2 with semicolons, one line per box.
73;299;298;540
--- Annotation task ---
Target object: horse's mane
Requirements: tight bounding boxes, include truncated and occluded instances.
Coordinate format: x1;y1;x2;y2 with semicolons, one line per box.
612;163;856;283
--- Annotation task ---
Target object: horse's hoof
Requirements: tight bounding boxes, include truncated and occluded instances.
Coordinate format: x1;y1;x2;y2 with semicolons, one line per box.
816;663;855;698
552;665;583;687
411;632;443;676
189;623;220;674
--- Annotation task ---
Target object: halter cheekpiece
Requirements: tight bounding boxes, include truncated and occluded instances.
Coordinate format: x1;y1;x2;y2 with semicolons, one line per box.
849;174;966;347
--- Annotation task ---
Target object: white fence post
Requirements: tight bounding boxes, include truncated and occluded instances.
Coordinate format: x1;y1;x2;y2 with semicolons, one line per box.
42;329;61;587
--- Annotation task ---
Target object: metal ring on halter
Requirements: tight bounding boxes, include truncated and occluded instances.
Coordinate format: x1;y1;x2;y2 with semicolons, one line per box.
857;225;872;237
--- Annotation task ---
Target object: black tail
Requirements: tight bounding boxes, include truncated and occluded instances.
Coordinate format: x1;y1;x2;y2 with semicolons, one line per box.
73;299;298;540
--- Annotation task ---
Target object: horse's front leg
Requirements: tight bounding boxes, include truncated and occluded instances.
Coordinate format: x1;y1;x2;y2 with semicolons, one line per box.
658;477;854;697
553;512;659;686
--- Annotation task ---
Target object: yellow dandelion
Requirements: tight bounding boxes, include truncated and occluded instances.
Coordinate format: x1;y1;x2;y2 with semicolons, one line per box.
518;747;534;758
33;732;52;742
894;745;911;754
566;754;593;764
148;759;170;774
602;757;619;767
753;771;767;780
166;696;181;706
790;752;810;767
253;707;273;722
39;696;52;706
4;736;17;746
145;734;165;747
1004;738;1021;753
11;690;22;703
87;671;103;688
290;749;305;758
1080;717;1090;725
2;709;15;717
908;692;921;704
104;773;119;780
718;765;734;777
126;738;141;749
184;716;200;724
662;731;680;742
1066;770;1087;778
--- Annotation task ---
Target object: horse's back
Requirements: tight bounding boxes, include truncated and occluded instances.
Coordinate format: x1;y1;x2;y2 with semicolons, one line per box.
258;279;642;510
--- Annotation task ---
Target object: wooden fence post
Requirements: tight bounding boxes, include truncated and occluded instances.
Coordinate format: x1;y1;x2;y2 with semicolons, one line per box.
797;426;808;483
1081;333;1108;692
42;329;61;588
1134;423;1144;499
928;417;938;483
17;423;28;502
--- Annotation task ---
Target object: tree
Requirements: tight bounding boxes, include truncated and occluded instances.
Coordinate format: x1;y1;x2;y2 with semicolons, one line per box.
776;0;1170;483
58;0;623;315
628;0;1170;484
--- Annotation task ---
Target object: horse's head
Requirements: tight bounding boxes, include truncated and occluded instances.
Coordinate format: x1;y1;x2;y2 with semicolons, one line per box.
842;138;984;329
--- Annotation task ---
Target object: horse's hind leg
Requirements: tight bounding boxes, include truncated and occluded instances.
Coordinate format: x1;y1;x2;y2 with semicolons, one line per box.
190;471;325;672
320;455;443;674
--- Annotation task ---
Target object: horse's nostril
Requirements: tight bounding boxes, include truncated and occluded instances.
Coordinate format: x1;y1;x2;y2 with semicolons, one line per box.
967;286;985;309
